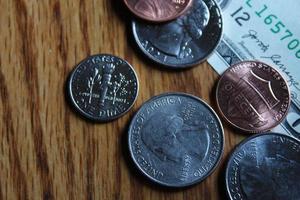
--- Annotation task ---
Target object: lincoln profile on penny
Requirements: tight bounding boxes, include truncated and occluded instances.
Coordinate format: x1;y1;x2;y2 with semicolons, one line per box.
134;0;177;19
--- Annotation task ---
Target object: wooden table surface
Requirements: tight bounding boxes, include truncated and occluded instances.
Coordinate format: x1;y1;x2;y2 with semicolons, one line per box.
0;0;244;199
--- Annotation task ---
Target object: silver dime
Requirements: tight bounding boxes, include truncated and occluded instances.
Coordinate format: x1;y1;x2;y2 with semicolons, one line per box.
68;54;139;122
128;93;224;187
132;0;223;68
226;133;300;200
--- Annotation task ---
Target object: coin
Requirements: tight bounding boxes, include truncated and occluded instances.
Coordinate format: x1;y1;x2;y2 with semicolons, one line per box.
226;133;300;200
68;54;139;122
216;61;291;133
132;0;222;68
124;0;193;23
128;92;224;187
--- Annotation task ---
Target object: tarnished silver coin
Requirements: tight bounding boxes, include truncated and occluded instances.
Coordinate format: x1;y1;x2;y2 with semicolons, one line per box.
132;0;222;68
128;93;224;187
226;133;300;200
68;54;139;122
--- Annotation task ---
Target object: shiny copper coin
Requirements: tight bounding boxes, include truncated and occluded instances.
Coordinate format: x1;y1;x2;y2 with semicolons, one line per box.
216;61;291;133
124;0;193;22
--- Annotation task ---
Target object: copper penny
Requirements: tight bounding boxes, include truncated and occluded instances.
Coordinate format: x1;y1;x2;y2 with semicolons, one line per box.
216;61;291;133
124;0;193;22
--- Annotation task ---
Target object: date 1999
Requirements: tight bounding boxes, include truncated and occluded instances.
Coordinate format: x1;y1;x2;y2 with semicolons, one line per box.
231;0;300;59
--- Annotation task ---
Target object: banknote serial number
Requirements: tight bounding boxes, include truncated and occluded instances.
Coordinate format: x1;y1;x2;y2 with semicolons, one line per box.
230;0;300;60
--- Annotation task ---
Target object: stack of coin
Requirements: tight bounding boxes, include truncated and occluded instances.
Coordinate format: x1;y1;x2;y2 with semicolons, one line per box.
64;1;300;195
214;61;298;199
125;0;223;68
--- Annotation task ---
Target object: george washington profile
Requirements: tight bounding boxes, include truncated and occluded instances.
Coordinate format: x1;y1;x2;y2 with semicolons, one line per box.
141;112;209;165
145;0;210;58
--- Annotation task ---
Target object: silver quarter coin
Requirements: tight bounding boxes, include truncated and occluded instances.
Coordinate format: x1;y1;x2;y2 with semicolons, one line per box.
128;92;224;187
226;133;300;200
68;54;139;122
132;0;223;68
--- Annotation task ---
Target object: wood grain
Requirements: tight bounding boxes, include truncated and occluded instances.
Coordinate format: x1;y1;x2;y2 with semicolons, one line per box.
0;0;245;199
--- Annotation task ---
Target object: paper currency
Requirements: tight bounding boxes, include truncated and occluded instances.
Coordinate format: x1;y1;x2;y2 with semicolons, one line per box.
209;0;300;139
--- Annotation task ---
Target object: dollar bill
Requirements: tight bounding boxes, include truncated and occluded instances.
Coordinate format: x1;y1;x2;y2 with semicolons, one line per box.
209;0;300;139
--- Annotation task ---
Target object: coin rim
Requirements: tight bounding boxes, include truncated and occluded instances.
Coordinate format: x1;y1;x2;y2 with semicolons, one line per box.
225;132;300;200
68;54;139;122
128;92;225;187
217;0;231;9
215;60;291;133
123;0;194;23
131;0;223;68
